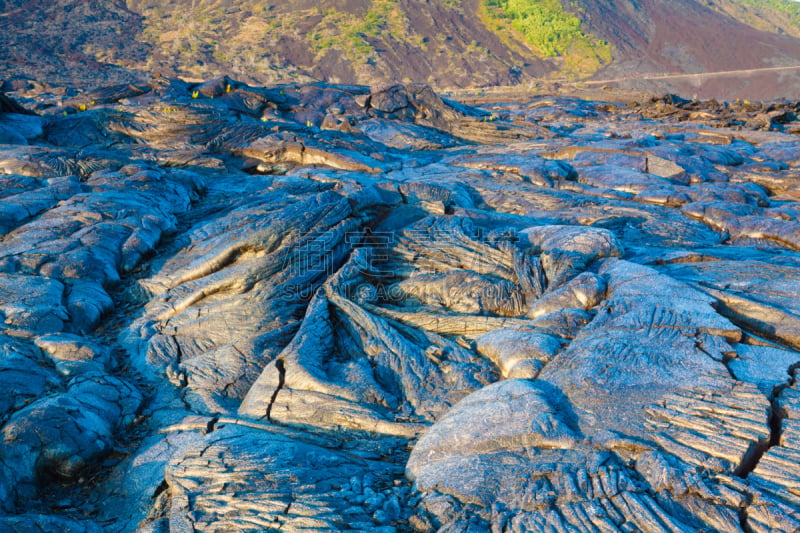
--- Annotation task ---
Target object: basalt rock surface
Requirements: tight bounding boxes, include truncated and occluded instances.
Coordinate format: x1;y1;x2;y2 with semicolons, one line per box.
1;79;800;532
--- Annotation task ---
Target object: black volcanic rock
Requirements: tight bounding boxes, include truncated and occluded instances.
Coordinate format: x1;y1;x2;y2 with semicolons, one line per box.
0;81;799;532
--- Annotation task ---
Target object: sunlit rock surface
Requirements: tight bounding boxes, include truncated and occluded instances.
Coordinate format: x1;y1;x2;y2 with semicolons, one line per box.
1;79;799;531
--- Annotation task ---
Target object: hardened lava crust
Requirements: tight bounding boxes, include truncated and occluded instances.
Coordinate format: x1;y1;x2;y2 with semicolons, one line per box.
0;78;799;532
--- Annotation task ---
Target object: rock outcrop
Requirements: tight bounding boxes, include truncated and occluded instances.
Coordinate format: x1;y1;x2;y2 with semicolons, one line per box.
0;79;799;532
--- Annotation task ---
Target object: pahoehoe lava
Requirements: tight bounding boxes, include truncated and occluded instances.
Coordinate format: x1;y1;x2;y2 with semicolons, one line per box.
0;77;800;532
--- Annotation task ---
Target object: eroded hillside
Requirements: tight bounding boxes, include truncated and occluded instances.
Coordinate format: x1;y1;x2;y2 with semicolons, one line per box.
4;0;800;98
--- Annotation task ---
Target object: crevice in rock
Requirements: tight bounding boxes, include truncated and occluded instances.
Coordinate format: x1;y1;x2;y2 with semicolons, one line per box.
767;391;785;450
151;479;168;500
733;430;772;479
738;500;755;533
693;336;726;365
174;340;183;367
265;358;286;423
202;415;220;435
734;381;787;479
716;322;795;480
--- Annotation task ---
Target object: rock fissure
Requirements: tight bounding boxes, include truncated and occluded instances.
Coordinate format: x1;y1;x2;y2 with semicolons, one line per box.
264;359;286;423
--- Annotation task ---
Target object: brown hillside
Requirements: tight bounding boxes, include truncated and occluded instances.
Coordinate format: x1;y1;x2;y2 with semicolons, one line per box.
578;0;800;99
2;0;800;99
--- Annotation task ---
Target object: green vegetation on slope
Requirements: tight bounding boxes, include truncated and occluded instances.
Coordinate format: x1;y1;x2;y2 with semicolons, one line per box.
120;0;619;85
480;0;612;77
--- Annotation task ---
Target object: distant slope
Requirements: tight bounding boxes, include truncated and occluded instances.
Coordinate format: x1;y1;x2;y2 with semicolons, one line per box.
121;0;554;88
478;0;612;78
0;0;149;86
2;0;800;99
574;0;800;99
710;0;800;38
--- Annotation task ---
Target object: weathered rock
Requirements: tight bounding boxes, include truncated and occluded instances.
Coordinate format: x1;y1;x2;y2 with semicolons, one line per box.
0;515;101;533
0;274;68;334
369;84;412;117
0;176;83;237
646;152;687;179
449;151;576;187
526;271;606;318
240;248;495;432
357;118;459;150
34;333;110;376
518;225;623;287
749;380;800;511
578;164;676;194
728;344;800;395
408;380;702;531
665;261;800;349
407;380;579;484
0;372;141;508
0;336;61;423
0;81;798;531
475;327;564;379
391;270;526;317
235;132;390;173
161;424;404;532
0;145;128;178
